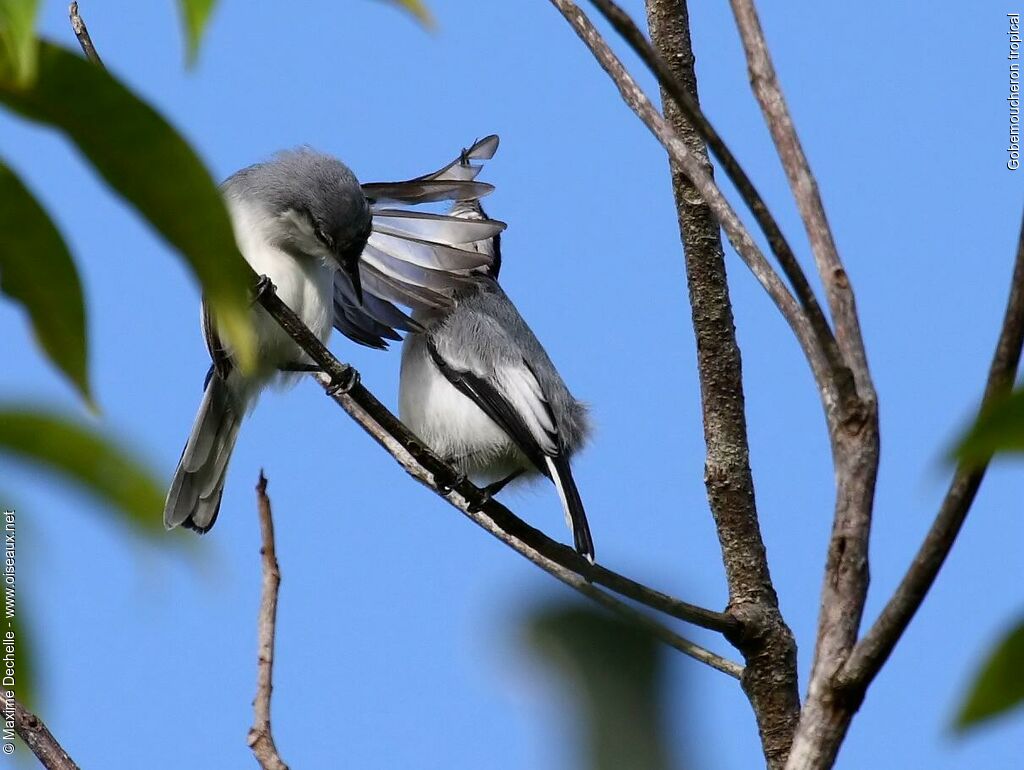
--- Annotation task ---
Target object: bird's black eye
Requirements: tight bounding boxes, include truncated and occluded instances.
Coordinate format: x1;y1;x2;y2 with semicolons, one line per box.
313;223;332;247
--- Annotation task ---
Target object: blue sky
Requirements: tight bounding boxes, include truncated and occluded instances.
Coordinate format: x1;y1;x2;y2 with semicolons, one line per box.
2;1;1022;768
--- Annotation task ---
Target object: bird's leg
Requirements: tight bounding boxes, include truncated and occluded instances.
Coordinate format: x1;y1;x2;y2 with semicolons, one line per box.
468;470;523;512
482;470;523;497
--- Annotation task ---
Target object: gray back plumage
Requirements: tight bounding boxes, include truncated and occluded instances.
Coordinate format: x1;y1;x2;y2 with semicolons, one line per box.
433;279;590;454
225;149;371;248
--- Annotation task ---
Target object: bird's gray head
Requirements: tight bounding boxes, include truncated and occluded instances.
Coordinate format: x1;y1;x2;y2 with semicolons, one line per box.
229;149;373;301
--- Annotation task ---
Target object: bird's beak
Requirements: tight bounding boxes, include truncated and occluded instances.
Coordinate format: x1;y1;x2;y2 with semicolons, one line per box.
343;254;364;306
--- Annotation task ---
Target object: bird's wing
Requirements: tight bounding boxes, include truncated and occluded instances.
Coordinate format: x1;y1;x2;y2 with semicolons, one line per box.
425;335;559;476
332;270;422;350
201;295;233;381
359;135;501;202
370;210;505;245
426;333;596;561
412;135;500;183
335;136;503;348
361;179;494;206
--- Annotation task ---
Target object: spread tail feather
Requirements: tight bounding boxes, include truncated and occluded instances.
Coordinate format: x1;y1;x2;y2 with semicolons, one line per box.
164;375;242;533
544;455;594;564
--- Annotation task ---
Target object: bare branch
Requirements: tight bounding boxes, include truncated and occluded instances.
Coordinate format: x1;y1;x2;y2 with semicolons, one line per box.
588;0;844;379
247;472;289;770
546;0;834;405
68;3;104;66
0;692;80;770
728;0;870;394
842;211;1024;689
642;0;799;766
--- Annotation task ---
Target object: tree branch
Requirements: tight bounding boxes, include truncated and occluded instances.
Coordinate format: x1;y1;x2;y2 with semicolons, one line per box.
588;0;843;380
546;0;835;408
641;1;800;767
706;3;880;767
0;692;80;770
841;211;1024;689
68;3;103;66
727;0;869;393
247;472;290;770
253;280;742;677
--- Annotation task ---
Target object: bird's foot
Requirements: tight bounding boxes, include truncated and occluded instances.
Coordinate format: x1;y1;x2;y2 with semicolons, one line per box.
325;367;360;396
251;274;276;305
433;467;467;496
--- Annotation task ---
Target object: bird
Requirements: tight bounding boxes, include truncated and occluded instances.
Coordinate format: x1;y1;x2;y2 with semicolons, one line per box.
398;139;595;562
164;144;506;533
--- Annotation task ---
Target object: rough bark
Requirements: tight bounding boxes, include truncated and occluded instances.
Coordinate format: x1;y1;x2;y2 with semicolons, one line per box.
644;2;800;767
0;692;80;770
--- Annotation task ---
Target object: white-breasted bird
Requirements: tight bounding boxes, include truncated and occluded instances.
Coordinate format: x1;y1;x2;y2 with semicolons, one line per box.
398;138;595;561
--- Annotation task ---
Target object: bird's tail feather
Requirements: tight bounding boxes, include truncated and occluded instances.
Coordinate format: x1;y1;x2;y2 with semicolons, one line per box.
164;375;242;533
545;455;595;564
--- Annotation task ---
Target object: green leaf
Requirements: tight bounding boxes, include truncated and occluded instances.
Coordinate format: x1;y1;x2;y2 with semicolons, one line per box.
525;604;679;770
0;407;166;535
954;388;1024;467
177;0;216;66
954;618;1024;732
0;160;92;406
380;0;434;28
0;0;39;85
0;42;257;370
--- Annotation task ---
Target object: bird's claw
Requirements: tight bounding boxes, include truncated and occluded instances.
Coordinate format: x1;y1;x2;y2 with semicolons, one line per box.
251;274;275;305
434;468;466;496
326;368;360;396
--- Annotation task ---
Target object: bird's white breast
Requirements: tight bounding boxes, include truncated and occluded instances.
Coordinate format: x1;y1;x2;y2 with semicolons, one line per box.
226;197;335;378
400;332;527;482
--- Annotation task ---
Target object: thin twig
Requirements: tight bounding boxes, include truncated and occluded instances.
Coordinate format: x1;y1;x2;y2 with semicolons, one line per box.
841;211;1024;688
546;0;835;410
642;0;799;766
247;472;289;770
68;3;103;66
727;0;869;395
588;0;844;380
0;692;80;770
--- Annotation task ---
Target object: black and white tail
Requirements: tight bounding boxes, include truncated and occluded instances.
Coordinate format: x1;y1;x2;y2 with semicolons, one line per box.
545;455;595;564
163;374;242;533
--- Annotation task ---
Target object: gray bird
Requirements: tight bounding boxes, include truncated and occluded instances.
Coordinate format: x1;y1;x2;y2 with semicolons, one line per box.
398;139;595;561
165;145;505;533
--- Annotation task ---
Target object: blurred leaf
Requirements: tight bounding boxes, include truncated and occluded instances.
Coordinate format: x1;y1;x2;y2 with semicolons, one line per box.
177;0;216;66
526;605;679;770
0;42;257;370
954;388;1024;467
954;618;1024;732
380;0;433;28
0;406;165;535
0;160;92;406
0;0;38;85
